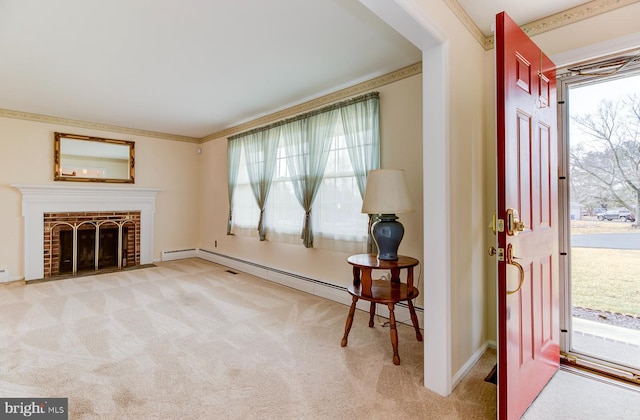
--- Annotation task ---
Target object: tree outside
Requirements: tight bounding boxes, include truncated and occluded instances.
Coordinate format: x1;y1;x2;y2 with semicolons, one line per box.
569;73;640;320
570;93;640;220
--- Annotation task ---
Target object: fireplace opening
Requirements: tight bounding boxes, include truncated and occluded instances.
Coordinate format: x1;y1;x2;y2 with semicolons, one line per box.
44;211;141;278
58;226;129;275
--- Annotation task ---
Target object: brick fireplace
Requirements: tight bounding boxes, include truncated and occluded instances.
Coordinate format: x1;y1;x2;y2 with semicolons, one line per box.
44;211;141;278
12;184;161;281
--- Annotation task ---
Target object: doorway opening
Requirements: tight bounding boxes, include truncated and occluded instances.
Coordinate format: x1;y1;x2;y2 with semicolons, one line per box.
560;51;640;383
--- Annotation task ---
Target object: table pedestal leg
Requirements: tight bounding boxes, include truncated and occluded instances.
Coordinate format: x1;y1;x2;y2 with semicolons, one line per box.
388;303;400;365
408;299;423;341
341;296;358;347
368;302;376;327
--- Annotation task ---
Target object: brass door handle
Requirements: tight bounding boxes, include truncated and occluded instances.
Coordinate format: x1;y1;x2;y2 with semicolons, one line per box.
506;243;525;295
507;208;526;236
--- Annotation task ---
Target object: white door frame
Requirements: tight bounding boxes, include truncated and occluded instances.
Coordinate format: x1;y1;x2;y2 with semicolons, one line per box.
360;0;452;396
553;33;640;378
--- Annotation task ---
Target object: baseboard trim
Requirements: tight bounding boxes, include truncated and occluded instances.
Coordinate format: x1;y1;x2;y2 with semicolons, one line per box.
452;341;492;389
195;248;424;327
0;276;23;284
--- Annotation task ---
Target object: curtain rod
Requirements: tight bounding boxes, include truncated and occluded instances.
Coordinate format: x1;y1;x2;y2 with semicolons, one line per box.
229;91;379;141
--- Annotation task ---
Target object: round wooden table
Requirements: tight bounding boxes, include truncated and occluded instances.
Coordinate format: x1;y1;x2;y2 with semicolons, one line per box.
340;254;422;365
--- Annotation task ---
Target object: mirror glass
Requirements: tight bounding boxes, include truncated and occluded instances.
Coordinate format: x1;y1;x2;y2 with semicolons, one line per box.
54;133;135;183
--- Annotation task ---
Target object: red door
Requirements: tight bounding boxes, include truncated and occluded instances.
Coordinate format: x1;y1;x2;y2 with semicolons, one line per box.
496;12;559;420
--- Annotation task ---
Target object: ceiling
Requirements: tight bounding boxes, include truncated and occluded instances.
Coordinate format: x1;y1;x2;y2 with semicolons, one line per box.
458;0;590;36
0;0;597;140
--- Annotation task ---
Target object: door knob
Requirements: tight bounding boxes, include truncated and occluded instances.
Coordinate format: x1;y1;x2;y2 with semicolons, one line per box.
488;246;504;261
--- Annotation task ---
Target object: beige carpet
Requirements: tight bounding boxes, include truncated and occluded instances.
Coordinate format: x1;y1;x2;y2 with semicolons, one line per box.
522;366;640;419
0;258;496;419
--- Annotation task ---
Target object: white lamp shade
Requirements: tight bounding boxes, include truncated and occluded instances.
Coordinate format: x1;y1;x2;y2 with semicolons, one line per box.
361;169;414;214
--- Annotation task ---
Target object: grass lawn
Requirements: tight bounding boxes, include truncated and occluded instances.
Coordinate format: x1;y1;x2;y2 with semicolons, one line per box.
571;247;640;317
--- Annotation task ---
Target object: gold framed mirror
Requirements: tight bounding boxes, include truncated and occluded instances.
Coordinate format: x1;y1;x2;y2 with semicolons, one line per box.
54;133;135;183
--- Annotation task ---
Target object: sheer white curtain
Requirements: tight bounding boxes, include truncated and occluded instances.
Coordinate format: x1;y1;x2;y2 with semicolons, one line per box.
239;126;280;240
281;109;339;248
309;129;370;253
226;139;242;235
230;149;261;238
228;92;379;253
340;94;380;252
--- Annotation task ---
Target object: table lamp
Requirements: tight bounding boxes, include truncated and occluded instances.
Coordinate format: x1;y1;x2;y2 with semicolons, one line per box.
361;169;414;260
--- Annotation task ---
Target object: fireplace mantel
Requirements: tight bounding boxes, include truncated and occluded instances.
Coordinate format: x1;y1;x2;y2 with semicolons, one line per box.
12;184;162;280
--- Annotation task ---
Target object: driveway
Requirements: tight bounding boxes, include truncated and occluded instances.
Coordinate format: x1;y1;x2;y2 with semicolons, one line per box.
571;233;640;250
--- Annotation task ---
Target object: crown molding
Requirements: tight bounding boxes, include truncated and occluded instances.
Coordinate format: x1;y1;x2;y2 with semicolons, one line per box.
485;0;640;49
441;0;486;48
202;62;423;142
523;0;640;37
0;108;200;143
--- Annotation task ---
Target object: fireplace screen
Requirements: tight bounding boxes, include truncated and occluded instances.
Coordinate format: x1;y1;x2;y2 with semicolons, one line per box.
44;211;140;278
58;226;127;274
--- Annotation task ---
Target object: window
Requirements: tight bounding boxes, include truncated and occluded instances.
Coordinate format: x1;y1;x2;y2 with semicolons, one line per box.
227;93;379;253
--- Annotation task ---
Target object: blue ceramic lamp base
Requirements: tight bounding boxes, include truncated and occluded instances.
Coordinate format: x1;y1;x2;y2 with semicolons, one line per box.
372;214;404;260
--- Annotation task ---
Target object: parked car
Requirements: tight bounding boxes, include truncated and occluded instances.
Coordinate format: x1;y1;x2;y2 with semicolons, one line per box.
597;209;635;222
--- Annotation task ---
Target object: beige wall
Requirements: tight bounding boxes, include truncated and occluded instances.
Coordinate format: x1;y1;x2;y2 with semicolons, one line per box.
483;49;498;346
0;117;201;279
198;74;424;298
428;0;490;377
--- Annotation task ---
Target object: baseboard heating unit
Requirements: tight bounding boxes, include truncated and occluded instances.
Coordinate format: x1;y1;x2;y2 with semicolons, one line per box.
195;248;424;327
161;248;197;261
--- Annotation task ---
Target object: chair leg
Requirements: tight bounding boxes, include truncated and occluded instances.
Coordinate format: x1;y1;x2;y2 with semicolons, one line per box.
368;302;376;327
388;303;400;365
341;296;358;347
407;299;423;342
